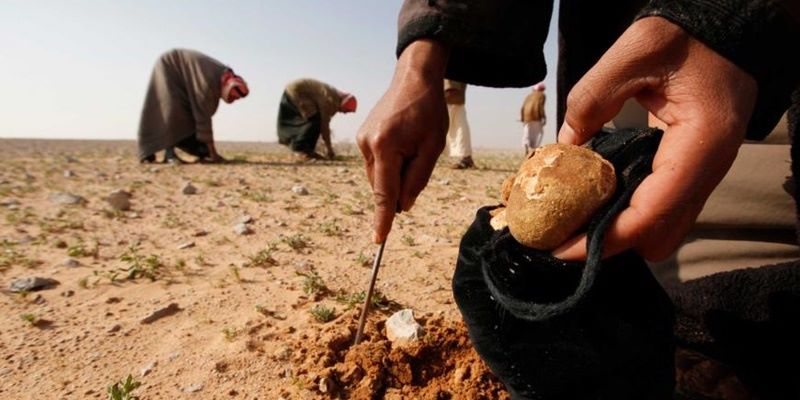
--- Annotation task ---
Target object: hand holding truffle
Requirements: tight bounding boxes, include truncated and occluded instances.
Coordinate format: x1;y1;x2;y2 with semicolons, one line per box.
554;17;757;261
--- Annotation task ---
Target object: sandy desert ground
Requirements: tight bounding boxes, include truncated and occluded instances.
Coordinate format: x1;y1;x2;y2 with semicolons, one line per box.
0;139;523;399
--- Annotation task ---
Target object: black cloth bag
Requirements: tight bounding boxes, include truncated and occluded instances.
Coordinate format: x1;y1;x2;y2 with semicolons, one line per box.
453;127;676;399
276;91;322;154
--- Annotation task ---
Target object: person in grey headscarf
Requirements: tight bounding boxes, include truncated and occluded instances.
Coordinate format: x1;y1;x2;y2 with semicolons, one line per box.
137;49;249;164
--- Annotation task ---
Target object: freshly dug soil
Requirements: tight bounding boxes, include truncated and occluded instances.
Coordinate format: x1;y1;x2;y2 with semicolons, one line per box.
290;311;509;399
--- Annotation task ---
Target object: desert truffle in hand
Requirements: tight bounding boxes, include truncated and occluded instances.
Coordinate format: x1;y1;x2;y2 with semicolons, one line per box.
506;144;616;250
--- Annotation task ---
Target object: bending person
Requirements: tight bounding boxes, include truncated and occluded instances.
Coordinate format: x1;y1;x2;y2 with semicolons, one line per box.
277;78;356;161
138;48;248;164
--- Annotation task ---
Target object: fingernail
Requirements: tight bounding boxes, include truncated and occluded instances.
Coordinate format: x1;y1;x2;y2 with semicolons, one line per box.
558;123;578;145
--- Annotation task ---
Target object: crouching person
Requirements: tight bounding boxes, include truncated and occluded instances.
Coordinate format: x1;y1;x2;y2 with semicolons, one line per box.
138;49;248;164
277;78;356;161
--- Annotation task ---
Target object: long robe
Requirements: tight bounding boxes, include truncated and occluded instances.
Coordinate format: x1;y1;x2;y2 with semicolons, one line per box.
137;49;228;160
276;79;343;153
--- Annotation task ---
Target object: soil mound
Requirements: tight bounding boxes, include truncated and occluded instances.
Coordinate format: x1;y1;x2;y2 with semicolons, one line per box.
290;311;509;399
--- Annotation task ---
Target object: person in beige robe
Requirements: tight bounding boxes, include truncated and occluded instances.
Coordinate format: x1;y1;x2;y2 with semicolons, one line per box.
137;49;248;164
521;83;546;156
444;79;474;169
277;78;356;161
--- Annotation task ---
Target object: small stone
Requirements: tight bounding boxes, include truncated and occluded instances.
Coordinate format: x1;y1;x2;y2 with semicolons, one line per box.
239;214;253;224
192;229;208;237
438;179;451;186
182;383;203;393
177;242;195;250
291;185;309;195
140;303;181;324
106;190;132;211
107;324;122;333
273;346;292;361
385;309;422;344
49;192;85;205
148;167;160;173
168;352;181;361
62;258;80;268
53;240;68;249
336;167;348;174
63;170;75;178
318;376;334;393
61;290;75;298
181;182;198;195
64;155;78;163
233;223;252;236
9;277;60;292
0;198;20;208
140;361;157;377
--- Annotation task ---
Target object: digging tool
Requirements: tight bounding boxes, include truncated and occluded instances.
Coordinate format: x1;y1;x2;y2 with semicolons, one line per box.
353;240;386;345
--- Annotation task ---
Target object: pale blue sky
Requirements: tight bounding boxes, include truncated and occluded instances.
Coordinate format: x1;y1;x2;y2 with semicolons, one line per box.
0;1;559;149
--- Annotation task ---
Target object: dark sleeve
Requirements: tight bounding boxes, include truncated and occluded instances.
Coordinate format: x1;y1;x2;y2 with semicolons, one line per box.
397;0;553;88
637;0;800;140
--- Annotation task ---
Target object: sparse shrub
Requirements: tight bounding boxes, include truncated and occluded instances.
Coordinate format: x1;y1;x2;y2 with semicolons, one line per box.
318;220;342;237
401;234;416;247
107;375;141;400
281;233;309;251
296;270;327;297
243;247;277;268
309;305;336;323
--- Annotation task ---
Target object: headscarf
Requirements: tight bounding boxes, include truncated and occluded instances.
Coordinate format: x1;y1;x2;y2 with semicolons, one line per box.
338;92;357;113
221;70;249;102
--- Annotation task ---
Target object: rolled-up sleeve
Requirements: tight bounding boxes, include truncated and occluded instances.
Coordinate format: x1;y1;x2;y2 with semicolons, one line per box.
397;0;553;88
637;0;800;140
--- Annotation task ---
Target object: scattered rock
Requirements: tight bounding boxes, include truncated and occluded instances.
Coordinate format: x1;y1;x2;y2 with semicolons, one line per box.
181;182;198;195
177;242;195;250
63;170;75;178
140;303;181;324
385;309;423;344
291;185;309;195
106;190;132;211
107;324;122;334
0;198;20;208
336;167;349;174
182;383;204;393
16;235;34;245
192;229;208;237
233;223;252;236
64;155;78;163
9;277;60;292
239;214;253;224
49;192;85;205
61;258;80;268
148;167;160;173
140;361;157;377
438;179;451;186
318;376;335;393
61;290;75;298
53;239;68;249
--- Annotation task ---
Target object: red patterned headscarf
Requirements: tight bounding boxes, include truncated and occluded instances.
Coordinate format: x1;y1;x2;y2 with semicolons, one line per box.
338;92;357;113
221;70;249;103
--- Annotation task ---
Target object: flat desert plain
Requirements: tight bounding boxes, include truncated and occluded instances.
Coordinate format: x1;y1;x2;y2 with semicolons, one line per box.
0;139;521;399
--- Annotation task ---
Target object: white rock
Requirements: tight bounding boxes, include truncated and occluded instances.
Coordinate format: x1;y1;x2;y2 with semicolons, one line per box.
233;223;252;235
239;214;253;224
49;192;85;205
177;242;195;250
63;170;74;178
182;383;203;393
140;361;157;377
0;198;20;208
106;190;131;211
181;182;198;195
385;309;422;344
62;258;80;268
291;185;309;195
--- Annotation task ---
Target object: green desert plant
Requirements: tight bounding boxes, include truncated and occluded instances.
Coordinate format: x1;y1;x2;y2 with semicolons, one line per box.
309;305;336;323
296;270;327;297
107;375;141;400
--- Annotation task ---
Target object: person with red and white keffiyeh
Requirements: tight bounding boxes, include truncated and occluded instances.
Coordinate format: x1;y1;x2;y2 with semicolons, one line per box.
137;49;249;164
